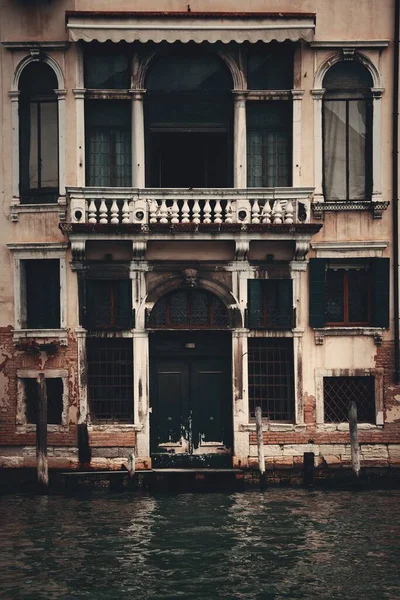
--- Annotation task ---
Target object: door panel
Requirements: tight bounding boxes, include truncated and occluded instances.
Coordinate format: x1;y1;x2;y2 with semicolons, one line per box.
191;360;231;448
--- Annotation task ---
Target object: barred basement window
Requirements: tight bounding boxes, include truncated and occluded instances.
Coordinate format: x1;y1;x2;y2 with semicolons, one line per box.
87;338;133;424
324;376;375;423
248;338;295;421
24;378;63;425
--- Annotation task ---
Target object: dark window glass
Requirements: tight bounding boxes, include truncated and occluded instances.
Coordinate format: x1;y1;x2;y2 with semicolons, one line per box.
85;280;132;330
248;339;294;421
87;338;133;424
248;279;294;329
19;62;58;203
25;259;60;329
325;269;369;325
84;43;130;89
324;376;375;423
148;289;229;329
247;42;294;90
323;61;372;201
247;102;292;187
25;378;63;425
86;101;131;187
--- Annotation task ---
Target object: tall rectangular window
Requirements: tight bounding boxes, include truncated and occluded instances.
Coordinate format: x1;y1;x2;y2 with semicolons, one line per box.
248;279;294;329
82;279;132;330
23;259;60;329
86;101;131;187
248;339;295;421
247;102;292;188
87;338;133;424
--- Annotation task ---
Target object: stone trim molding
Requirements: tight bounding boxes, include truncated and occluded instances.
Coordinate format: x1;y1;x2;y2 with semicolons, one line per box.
312;201;389;220
313;327;385;346
311;241;389;258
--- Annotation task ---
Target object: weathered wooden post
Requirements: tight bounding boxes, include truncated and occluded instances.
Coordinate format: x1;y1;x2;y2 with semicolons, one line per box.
78;423;92;465
127;449;136;479
349;401;360;477
36;373;48;490
255;406;266;489
303;452;315;486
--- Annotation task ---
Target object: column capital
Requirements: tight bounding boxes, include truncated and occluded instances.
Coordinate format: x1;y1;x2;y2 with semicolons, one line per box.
371;87;384;99
291;89;305;100
129;88;147;101
55;89;67;99
311;88;325;100
73;88;86;99
9;90;20;101
232;89;249;102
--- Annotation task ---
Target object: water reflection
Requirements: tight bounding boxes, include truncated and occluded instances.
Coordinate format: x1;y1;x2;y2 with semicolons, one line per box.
0;490;399;599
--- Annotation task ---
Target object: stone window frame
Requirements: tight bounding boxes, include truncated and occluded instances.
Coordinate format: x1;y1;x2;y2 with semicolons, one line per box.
7;243;68;346
16;368;69;433
311;46;388;218
315;368;384;428
8;49;67;222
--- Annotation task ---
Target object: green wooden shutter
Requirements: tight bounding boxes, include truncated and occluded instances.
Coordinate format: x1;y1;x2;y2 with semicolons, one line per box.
116;279;133;329
277;279;293;328
371;258;390;327
248;280;262;328
309;259;327;328
78;275;87;329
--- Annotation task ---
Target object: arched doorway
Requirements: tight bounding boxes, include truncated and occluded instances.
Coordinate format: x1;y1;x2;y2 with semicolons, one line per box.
148;288;232;467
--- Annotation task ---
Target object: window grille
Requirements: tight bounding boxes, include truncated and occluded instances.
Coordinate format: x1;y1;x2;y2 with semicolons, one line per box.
248;339;295;421
324;376;375;423
148;289;229;329
24;378;63;425
87;338;133;424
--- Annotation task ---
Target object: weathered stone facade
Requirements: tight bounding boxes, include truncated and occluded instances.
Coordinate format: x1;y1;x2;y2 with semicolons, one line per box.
0;0;399;476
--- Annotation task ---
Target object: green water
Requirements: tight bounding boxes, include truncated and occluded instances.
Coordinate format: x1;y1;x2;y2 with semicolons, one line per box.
0;489;399;599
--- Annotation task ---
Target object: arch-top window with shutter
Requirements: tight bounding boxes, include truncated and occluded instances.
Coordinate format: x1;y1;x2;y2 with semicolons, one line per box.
19;62;59;204
322;61;373;202
148;289;229;329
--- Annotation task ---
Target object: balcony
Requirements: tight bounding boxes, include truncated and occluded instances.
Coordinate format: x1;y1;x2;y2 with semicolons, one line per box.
60;187;322;261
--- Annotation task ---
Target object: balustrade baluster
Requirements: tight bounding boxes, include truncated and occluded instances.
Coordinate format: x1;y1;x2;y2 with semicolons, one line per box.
110;200;119;224
171;199;179;223
284;199;294;224
214;199;222;223
159;199;169;223
182;199;190;223
149;200;158;223
225;200;233;223
88;200;97;223
122;200;130;223
261;201;271;224
99;200;108;224
203;199;212;223
251;199;261;224
271;199;283;224
193;200;201;224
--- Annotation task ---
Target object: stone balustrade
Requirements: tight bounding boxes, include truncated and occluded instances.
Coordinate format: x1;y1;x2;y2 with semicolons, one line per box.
67;187;314;226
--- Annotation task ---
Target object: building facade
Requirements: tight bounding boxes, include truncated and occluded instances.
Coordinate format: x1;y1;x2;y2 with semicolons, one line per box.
0;0;399;473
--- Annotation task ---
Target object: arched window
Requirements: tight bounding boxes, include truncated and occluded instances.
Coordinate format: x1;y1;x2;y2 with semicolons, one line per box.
19;62;59;203
145;46;233;188
323;61;373;201
148;289;230;329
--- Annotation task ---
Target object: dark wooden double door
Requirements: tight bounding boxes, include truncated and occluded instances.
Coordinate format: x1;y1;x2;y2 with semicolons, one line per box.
150;332;232;468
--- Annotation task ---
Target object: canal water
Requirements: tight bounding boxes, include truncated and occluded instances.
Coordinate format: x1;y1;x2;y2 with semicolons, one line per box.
0;489;399;600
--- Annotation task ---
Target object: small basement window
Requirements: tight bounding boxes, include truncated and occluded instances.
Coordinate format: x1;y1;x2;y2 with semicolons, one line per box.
324;376;376;423
24;377;63;425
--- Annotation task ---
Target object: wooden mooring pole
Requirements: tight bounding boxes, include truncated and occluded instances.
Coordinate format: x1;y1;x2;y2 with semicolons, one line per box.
349;401;360;478
36;373;48;490
255;406;266;490
127;449;136;479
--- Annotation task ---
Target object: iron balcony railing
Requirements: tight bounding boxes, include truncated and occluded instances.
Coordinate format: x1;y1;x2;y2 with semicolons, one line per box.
67;187;314;226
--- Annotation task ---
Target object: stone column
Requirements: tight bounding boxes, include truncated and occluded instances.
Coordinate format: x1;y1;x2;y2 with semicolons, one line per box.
76;327;88;424
290;260;308;424
233;91;248;188
371;88;384;202
9;91;20;204
130;89;146;188
55;89;67;197
311;89;325;202
73;89;86;187
232;329;250;467
292;90;304;187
